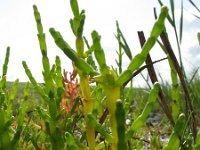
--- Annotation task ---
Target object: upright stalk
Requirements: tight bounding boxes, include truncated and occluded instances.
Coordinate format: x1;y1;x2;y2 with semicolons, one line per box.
70;0;95;148
104;86;120;150
79;73;95;149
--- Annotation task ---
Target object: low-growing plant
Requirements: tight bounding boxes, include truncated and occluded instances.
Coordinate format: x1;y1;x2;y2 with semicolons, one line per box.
0;47;30;149
1;0;200;149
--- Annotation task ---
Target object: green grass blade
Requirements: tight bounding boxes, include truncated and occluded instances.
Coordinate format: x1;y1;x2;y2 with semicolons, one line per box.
116;21;123;74
157;39;179;120
179;0;183;43
170;0;175;22
188;0;200;13
157;0;163;6
116;21;132;60
160;30;197;139
189;67;199;84
165;1;183;70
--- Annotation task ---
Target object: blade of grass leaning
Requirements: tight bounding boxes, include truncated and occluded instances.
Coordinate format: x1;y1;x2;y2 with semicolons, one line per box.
179;0;183;43
116;21;132;60
170;0;175;22
157;39;180;120
116;6;168;85
191;13;200;20
189;67;200;84
188;0;200;13
159;1;184;73
115;21;123;74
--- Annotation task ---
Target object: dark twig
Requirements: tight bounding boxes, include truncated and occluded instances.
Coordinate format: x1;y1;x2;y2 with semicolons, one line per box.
137;31;175;126
123;57;167;87
160;31;197;140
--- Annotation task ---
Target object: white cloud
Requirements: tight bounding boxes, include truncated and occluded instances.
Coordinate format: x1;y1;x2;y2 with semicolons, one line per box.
1;0;199;87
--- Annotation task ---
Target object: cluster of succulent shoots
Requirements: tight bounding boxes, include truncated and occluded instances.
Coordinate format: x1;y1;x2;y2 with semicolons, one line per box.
61;67;80;114
49;0;170;149
1;0;200;149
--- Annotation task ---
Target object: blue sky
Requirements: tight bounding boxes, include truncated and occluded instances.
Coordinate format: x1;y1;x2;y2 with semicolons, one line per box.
0;0;200;86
